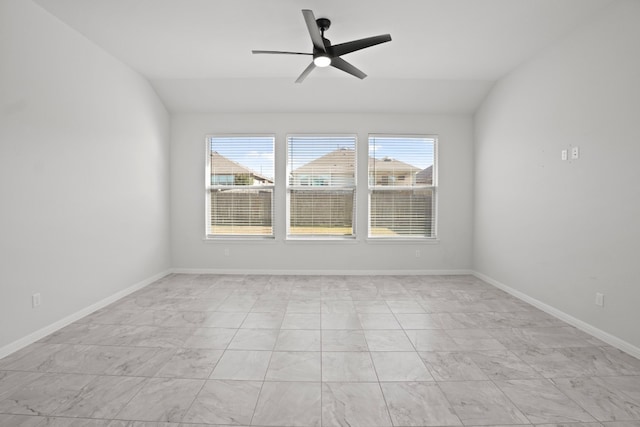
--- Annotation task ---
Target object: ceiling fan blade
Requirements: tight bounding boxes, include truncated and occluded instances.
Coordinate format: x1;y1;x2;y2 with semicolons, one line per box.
330;34;392;57
252;50;312;55
302;9;326;52
295;62;316;83
330;57;367;80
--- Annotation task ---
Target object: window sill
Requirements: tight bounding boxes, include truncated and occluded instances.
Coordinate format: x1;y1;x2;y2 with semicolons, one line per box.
203;236;275;243
366;237;440;245
285;236;359;244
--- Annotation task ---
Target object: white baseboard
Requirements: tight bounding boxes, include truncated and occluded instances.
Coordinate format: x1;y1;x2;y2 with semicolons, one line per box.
171;268;474;276
0;269;172;360
473;271;640;360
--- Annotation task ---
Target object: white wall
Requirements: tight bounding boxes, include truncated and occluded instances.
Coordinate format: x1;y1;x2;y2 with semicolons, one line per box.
0;0;171;351
474;0;640;348
171;113;474;273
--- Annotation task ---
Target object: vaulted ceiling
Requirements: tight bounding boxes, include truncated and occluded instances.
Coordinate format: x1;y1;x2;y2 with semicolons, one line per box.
34;0;614;113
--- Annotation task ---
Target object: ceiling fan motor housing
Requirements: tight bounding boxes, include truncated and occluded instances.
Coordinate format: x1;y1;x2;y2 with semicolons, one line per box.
316;18;331;32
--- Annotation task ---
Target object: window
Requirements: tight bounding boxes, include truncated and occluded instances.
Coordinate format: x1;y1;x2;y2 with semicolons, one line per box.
206;136;274;238
287;135;356;238
368;135;437;238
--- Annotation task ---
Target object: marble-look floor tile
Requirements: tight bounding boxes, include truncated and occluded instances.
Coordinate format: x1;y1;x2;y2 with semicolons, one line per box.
430;312;480;329
492;327;597;349
321;300;357;314
439;380;530;425
322;382;392;427
216;297;256;312
251;382;321;427
445;329;507;350
371;351;433;381
556;347;640;376
274;329;321;351
171;298;222;312
601;422;640;427
0;414;47;426
364;330;414;351
240;312;284;329
227;328;278;350
37;323;114;345
157;311;208;328
0;373;94;416
514;348;596;378
291;288;321;300
287;299;321;314
395;313;442;329
19;345;116;375
494;379;597;424
115;378;204;422
598;376;640;402
281;313;321;329
0;371;43;401
552;377;640;422
32;416;111;426
3;274;640;427
358;313;402;329
381;382;462;426
405;329;460;351
468;350;542;380
322;330;368;351
322;313;362;330
353;301;392;314
601;348;640;373
322;352;378;382
532;424;604;427
419;351;489;381
53;375;147;418
202;312;246;328
209;350;271;380
155;348;223;379
265;351;321;381
250;298;288;313
0;344;67;372
386;300;427;314
181;379;261;425
109;419;179;426
104;347;176;377
101;326;194;348
182;327;237;349
499;310;566;328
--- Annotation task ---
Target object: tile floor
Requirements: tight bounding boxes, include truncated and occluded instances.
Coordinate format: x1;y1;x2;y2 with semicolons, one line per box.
1;274;639;427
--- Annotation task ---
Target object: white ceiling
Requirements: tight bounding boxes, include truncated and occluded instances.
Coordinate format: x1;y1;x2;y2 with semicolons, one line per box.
34;0;614;113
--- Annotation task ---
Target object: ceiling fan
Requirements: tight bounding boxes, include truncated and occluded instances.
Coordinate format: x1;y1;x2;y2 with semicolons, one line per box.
252;9;392;83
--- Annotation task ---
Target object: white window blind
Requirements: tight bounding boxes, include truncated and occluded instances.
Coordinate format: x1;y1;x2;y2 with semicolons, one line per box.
368;136;436;238
287;135;356;238
206;136;275;237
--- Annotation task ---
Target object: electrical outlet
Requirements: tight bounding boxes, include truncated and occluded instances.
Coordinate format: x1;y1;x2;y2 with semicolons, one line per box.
595;292;604;307
415;250;421;258
571;146;580;160
32;293;41;308
561;149;568;161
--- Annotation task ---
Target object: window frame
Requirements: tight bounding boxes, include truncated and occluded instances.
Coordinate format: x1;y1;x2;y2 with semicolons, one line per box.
286;134;358;240
367;134;438;240
205;134;276;240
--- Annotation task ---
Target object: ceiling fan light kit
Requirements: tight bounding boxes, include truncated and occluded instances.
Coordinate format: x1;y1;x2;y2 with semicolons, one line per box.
313;54;331;67
252;9;392;83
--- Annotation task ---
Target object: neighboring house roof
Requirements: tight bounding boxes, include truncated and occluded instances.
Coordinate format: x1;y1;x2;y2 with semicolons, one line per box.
369;157;421;174
211;152;273;183
292;148;355;175
291;148;421;175
416;165;433;184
